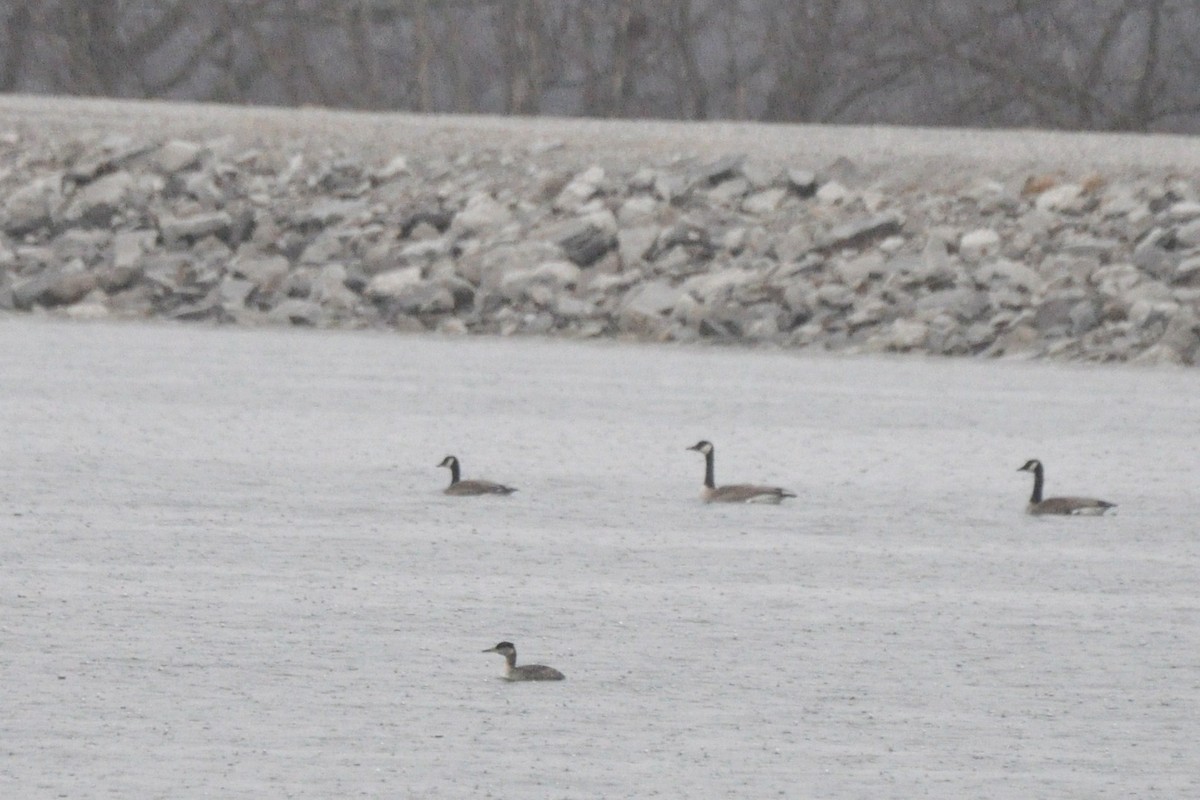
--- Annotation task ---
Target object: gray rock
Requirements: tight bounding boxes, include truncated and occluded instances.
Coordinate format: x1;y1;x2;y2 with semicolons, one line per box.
1035;184;1088;213
622;281;683;318
1174;217;1200;248
160;211;233;247
882;318;928;351
231;254;290;290
500;260;581;302
835;252;886;288
12;260;97;309
3;175;64;235
818;213;903;251
1165;200;1200;221
1094;263;1143;298
1174;255;1200;286
548;218;616;267
1034;294;1083;336
816;283;855;310
959;228;1001;261
66;135;151;183
64;291;110;320
297;199;367;228
741;187;788;215
1059;233;1120;259
815;181;852;205
112;230;156;270
786;169;818;197
365;266;424;300
267;298;324;326
63;170;134;226
152;140;205;173
1068;299;1101;336
976;259;1042;293
692;155;745;187
381;282;456;315
617;195;660;225
373;155;409;181
915;287;987;320
96;260;143;294
218;276;256;309
452;193;513;235
707;177;750;205
618;226;659;268
555;165;606;210
1132;228;1178;280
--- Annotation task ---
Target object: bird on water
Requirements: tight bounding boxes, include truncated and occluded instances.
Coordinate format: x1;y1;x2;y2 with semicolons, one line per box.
1017;458;1116;515
686;440;796;504
482;641;565;681
437;455;517;496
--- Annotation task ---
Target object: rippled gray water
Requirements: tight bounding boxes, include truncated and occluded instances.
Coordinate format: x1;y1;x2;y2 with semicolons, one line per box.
2;318;1197;798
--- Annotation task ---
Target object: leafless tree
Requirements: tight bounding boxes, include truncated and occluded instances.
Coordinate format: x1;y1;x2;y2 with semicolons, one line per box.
3;0;1200;132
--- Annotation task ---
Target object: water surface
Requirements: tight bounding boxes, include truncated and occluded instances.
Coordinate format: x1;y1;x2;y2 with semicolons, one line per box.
2;318;1197;798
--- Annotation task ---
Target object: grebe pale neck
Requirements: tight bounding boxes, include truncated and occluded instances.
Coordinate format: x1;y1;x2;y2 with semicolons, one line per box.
482;641;565;681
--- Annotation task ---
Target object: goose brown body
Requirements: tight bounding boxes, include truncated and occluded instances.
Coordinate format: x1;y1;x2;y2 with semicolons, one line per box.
438;455;516;496
687;441;795;504
1018;459;1116;516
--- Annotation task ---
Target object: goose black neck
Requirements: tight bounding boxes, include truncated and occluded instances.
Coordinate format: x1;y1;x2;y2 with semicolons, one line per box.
703;449;716;489
1029;464;1044;504
447;460;460;485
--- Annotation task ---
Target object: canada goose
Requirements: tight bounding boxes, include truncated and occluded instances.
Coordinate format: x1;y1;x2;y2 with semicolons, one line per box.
482;641;565;681
686;440;796;504
1018;459;1116;515
437;455;516;496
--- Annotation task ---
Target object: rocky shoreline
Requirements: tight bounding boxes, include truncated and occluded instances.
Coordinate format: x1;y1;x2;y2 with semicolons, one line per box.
2;101;1199;364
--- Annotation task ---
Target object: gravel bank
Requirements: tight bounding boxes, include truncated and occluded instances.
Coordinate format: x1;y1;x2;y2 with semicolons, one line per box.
2;95;1199;363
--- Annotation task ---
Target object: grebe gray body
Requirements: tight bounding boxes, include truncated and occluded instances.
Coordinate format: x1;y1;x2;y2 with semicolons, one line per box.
1018;459;1116;515
438;455;517;496
482;641;565;681
686;440;795;504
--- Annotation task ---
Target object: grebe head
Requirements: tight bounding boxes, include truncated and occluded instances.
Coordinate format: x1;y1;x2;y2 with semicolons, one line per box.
483;641;515;656
687;440;714;455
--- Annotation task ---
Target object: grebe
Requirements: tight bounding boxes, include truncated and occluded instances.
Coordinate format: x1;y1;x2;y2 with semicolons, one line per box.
686;440;795;504
1018;459;1116;515
482;641;565;681
437;455;516;496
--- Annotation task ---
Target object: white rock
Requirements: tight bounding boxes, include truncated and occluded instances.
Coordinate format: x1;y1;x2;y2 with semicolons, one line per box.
1034;184;1084;213
625;281;682;315
959;228;1002;261
741;187;788;215
815;181;851;205
618;226;659;267
835;252;886;287
617;195;660;225
885;319;928;350
374;155;409;180
1166;200;1200;221
452;193;512;234
366;266;424;299
153;140;204;173
977;259;1042;293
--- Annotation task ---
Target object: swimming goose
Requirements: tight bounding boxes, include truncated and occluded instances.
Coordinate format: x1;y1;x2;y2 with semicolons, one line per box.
1018;459;1116;515
686;440;796;504
482;641;565;681
437;455;516;496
